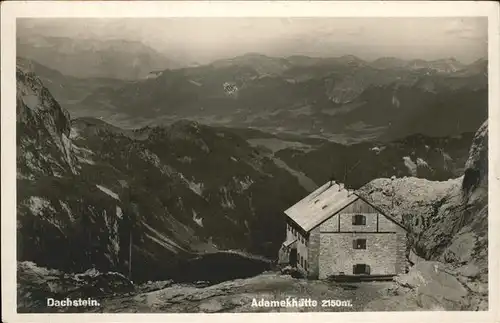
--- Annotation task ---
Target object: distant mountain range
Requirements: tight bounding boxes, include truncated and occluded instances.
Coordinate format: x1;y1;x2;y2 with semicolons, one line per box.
17;35;180;79
16;34;488;143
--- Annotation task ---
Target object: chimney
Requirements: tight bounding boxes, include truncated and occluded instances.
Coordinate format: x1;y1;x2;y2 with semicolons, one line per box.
338;183;345;191
328;178;336;188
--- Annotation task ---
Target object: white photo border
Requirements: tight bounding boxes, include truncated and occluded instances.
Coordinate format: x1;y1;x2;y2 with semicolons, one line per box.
1;1;499;323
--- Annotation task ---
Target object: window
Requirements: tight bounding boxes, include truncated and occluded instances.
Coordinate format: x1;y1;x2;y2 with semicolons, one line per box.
353;239;367;249
304;259;308;270
300;256;304;267
352;214;366;225
353;264;371;275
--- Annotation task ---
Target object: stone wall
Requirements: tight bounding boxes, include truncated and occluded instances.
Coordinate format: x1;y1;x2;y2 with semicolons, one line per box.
286;197;407;279
395;229;409;274
307;226;320;279
318;232;399;279
378;214;400;232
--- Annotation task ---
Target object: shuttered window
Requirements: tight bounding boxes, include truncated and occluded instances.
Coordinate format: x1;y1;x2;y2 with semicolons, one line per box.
353;239;367;249
353;264;371;275
352;214;366;225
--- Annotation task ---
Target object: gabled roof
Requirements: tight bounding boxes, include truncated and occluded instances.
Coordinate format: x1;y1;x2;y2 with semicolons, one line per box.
284;181;358;232
284;181;408;233
353;193;407;232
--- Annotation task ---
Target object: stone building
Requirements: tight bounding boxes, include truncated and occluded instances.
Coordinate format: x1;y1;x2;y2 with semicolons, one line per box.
278;180;408;279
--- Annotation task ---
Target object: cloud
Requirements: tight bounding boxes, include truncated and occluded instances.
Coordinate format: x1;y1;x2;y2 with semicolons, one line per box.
444;18;487;40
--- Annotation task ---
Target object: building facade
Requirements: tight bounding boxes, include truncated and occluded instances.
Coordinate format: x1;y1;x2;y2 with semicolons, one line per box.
278;181;408;280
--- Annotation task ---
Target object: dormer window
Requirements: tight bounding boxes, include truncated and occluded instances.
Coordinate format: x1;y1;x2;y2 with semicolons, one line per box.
352;214;366;225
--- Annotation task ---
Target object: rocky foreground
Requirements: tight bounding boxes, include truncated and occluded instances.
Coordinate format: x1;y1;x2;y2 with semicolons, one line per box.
19;260;486;313
18;263;392;313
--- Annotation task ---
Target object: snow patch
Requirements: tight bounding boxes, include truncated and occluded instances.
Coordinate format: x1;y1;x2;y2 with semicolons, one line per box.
17;172;35;181
96;184;120;201
417;158;432;169
370;146;386;155
116;206;123;219
235;176;254;191
61;133;77;174
144;71;163;79
392;94;400;108
220;187;236;209
189;80;202;87
72;144;94;156
77;156;95;165
139;150;172;175
188;180;204;196
142;221;186;253
403;156;418;176
178;156;193;164
59;200;75;222
192;209;203;227
23;150;44;173
439;149;453;170
69;127;82;140
27;196;54;216
230;157;238;162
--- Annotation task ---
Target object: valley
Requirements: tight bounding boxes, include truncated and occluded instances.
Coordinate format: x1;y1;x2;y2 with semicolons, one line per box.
16;46;487;143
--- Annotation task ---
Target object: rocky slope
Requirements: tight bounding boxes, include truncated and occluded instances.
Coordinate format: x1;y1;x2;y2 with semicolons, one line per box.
359;121;488;310
16;63;308;288
274;131;474;189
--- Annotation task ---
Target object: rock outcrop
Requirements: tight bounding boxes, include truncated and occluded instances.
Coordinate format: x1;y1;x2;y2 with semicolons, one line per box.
362;120;488;311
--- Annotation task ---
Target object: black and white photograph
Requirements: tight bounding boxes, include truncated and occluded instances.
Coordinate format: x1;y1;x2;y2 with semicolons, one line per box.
1;1;499;321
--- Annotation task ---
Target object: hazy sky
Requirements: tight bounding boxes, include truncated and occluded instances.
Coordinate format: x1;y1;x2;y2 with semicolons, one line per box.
18;17;488;64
